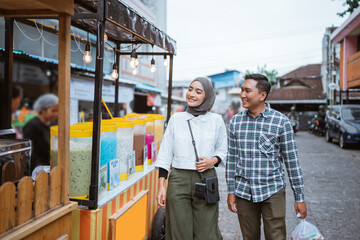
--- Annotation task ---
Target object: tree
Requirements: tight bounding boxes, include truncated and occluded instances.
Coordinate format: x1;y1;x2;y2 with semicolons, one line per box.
243;65;278;83
336;0;360;17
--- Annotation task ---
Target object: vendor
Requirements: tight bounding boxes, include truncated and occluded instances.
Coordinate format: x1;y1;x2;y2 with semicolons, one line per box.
23;93;59;172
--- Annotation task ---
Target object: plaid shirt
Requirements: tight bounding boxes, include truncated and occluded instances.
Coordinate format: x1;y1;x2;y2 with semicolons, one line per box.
226;104;305;203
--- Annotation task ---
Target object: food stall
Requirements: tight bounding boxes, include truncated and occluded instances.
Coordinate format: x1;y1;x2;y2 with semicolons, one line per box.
0;0;77;239
1;0;176;239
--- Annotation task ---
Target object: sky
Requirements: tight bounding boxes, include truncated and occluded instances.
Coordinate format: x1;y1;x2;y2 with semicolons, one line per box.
166;0;348;81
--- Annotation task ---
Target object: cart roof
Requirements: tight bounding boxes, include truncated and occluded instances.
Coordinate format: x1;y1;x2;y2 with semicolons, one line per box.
0;0;177;54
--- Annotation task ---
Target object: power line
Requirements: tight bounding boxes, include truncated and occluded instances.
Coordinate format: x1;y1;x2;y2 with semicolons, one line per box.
178;25;326;49
174;51;322;73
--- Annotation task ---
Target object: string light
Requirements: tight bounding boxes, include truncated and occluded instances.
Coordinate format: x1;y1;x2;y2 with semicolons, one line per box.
163;55;168;67
129;50;137;69
83;32;92;63
150;58;156;73
111;49;118;79
111;63;119;79
83;43;92;63
150;45;156;73
132;67;138;75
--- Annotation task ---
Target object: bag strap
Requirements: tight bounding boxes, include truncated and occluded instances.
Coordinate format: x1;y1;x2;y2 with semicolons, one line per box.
187;120;205;181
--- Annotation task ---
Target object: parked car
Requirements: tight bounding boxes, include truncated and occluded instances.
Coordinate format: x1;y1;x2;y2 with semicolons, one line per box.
325;105;360;148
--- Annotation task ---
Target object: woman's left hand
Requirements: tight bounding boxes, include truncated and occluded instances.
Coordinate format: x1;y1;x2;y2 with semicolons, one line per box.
196;157;217;172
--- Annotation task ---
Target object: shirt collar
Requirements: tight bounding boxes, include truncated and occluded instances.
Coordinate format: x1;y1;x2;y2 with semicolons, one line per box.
244;103;271;119
184;111;209;121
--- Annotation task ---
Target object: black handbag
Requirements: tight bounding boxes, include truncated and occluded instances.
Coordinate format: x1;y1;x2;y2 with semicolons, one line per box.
187;120;220;204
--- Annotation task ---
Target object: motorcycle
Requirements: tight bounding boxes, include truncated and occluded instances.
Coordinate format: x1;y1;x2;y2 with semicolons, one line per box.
308;114;326;136
289;116;299;133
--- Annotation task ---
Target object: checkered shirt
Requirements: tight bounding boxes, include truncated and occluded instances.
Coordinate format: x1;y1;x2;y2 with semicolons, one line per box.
226;105;305;203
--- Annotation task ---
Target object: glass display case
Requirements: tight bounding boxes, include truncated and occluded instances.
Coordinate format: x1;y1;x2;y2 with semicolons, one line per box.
0;138;31;184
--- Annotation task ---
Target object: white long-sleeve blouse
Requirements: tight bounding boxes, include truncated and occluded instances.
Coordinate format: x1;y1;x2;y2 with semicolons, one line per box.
155;111;228;172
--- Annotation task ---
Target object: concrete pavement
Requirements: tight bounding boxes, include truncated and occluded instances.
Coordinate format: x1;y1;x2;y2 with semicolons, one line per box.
216;131;360;239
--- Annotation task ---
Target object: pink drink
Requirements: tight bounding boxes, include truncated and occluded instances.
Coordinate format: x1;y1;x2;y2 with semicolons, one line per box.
145;134;154;160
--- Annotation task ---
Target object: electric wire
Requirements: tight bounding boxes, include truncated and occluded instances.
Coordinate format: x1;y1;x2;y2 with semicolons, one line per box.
14;20;42;41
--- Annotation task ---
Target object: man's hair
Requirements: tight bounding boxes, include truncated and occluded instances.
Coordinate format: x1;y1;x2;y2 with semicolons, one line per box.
12;85;23;99
244;73;271;100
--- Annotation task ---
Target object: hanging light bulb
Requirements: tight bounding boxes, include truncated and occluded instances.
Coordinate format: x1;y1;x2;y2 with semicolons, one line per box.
163;55;168;67
129;50;137;69
83;43;92;63
150;58;156;73
132;67;138;75
104;33;108;43
111;63;118;80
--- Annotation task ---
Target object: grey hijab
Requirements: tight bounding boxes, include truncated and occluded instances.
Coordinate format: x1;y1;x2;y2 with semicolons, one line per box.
186;77;216;116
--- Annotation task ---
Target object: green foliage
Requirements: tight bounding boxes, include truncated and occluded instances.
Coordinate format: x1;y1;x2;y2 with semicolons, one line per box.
244;65;278;83
336;0;360;17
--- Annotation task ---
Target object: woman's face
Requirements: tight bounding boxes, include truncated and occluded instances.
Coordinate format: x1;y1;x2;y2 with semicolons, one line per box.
186;80;205;108
41;104;59;123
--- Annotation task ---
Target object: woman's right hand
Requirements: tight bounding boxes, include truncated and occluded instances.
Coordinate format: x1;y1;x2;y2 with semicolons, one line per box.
157;178;166;209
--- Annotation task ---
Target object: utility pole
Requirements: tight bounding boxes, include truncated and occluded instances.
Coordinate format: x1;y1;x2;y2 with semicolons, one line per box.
331;42;336;105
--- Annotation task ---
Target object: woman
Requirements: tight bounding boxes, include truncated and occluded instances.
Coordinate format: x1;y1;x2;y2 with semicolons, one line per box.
155;77;227;240
23;93;59;172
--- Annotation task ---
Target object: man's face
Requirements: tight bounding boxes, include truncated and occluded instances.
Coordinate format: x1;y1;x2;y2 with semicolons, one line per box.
42;104;59;123
240;79;266;110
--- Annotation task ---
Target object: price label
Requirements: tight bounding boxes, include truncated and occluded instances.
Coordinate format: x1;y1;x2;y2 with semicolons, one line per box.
151;141;157;163
143;145;148;165
128;150;136;175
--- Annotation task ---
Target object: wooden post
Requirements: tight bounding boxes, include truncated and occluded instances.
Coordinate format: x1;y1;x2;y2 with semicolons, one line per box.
166;54;174;123
0;18;13;131
58;14;71;204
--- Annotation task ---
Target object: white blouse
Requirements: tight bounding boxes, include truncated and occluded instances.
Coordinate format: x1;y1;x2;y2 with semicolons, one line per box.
155;111;228;172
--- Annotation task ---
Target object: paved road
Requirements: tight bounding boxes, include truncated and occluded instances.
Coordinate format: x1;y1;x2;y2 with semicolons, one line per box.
217;131;360;239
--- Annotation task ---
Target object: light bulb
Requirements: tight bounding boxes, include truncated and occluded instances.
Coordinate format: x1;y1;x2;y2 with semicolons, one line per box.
163;56;168;67
135;58;139;67
104;33;108;43
129;58;136;69
129;50;137;69
150;58;156;73
132;67;138;75
111;69;118;79
151;65;156;73
83;43;92;63
83;51;92;63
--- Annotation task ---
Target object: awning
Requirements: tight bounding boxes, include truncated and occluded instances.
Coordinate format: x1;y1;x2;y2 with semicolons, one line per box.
228;88;242;95
267;99;327;104
161;93;186;103
73;0;176;54
0;0;74;16
135;84;164;93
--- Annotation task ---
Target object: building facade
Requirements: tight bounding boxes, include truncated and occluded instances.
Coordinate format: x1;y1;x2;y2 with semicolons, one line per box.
0;0;169;124
330;6;360;104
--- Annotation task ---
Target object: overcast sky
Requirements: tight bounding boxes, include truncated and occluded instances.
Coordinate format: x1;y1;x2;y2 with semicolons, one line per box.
166;0;348;81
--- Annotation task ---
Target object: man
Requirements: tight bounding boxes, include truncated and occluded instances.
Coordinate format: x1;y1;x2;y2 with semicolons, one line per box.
226;74;307;240
287;105;299;121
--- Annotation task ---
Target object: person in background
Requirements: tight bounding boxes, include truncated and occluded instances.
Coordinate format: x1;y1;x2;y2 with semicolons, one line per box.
12;85;23;114
155;77;227;240
12;85;23;138
23;93;59;172
226;74;307;240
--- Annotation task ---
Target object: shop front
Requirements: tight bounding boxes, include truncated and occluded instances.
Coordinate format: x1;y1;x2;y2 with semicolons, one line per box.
1;0;176;240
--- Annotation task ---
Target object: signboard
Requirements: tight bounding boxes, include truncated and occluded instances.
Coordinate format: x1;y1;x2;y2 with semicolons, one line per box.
70;77;134;103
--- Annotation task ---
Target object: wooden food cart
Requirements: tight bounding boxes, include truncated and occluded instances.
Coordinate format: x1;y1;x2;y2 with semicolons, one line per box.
0;0;78;239
1;0;176;239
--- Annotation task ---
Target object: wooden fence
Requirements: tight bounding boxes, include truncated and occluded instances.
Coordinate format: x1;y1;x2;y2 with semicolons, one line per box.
0;166;62;235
